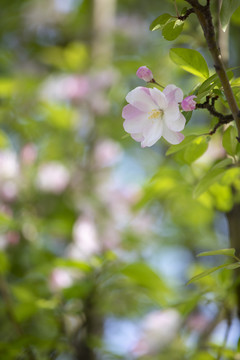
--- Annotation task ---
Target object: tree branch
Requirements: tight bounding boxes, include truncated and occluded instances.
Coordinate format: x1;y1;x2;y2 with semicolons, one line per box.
177;8;194;21
185;0;240;140
196;96;233;135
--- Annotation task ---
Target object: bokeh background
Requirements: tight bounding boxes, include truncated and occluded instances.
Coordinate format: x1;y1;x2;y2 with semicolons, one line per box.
1;0;240;359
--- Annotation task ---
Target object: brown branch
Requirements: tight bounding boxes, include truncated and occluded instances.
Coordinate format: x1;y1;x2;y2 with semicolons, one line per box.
185;0;240;140
178;8;194;21
196;96;233;135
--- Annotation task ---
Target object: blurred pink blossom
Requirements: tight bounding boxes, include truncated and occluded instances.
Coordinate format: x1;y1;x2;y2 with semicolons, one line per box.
36;162;70;194
0;150;19;180
187;312;210;333
136;66;153;82
96;179;141;228
20;143;37;165
50;268;73;291
68;216;100;260
40;75;90;103
94;139;123;168
181;95;197;111
131;309;181;357
91;68;119;90
122;85;186;147
1;181;18;201
6;231;20;246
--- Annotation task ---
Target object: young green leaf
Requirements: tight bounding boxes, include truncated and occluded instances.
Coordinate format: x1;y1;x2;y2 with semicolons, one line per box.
54;258;91;272
184;136;208;164
194;159;233;198
187;263;235;285
182;111;193;124
149;14;172;31
220;0;240;31
225;262;240;270
166;134;199;155
222;125;238;156
169;48;209;79
122;262;172;300
197;248;236;258
197;69;233;99
162;19;184;41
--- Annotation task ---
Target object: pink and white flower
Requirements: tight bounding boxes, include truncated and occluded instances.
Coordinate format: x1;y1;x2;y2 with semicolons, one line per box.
181;95;197;111
122;85;186;147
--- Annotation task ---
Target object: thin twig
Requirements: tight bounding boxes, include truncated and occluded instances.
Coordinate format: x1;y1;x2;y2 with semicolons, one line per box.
196;96;233;135
178;8;194;21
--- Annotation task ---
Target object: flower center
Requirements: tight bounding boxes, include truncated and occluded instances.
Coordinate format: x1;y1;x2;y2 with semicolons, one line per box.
148;109;164;121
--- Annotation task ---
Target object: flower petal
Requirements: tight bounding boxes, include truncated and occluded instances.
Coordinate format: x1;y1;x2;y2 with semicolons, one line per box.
126;87;157;112
131;133;144;142
141;121;163;147
165;112;186;131
149;88;167;109
163;103;180;123
162;126;184;144
123;104;147;133
163;85;183;104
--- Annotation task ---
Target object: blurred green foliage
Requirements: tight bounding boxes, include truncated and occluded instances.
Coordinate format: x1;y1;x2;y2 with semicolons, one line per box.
0;0;240;359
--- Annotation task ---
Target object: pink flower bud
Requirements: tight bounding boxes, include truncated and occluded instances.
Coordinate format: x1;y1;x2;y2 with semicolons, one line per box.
181;95;197;111
136;66;153;82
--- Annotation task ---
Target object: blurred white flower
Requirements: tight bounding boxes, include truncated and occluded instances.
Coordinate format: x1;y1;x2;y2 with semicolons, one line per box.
67;216;101;260
96;179;141;228
40;75;90;103
50;268;73;291
36;162;70;194
94;139;122;168
1;181;18;201
131;309;181;357
20;143;37;165
0;150;19;180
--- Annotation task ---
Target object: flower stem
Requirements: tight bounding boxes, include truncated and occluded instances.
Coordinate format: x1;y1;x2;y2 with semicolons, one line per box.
150;79;164;89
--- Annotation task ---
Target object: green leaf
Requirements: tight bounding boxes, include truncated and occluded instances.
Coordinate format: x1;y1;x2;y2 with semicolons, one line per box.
122;263;167;290
122;262;171;304
197;73;219;94
0;212;14;233
231;77;240;87
0;251;9;274
184;136;208;164
54;258;91;272
162;19;184;41
197;248;236;257
149;14;172;31
220;0;240;31
187;263;234;285
194;159;233;198
225;262;240;270
166;134;199;155
182;111;193;124
222;125;238;156
170;48;209;79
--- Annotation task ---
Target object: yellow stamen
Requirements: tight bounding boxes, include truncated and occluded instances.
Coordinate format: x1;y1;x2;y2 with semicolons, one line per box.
148;109;163;120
